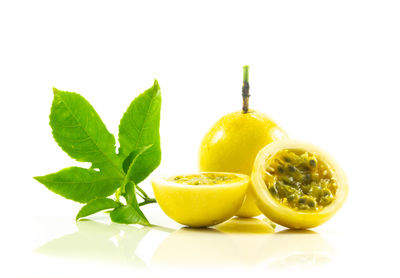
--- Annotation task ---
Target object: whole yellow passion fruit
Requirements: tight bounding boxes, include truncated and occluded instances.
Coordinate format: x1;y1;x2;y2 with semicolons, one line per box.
199;66;287;217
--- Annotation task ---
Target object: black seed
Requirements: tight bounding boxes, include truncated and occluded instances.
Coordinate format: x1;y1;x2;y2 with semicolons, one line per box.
269;186;277;196
303;173;312;184
307;199;316;207
284;157;291;162
298;197;306;204
277;166;284;173
283;176;294;185
288;165;295;172
309;160;316;167
322;188;332;197
287;194;296;201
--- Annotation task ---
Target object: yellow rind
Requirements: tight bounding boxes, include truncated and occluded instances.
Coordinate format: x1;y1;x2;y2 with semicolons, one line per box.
199;110;288;217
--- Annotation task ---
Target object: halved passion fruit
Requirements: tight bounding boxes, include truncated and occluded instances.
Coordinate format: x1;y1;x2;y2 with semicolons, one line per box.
251;140;348;229
151;172;249;227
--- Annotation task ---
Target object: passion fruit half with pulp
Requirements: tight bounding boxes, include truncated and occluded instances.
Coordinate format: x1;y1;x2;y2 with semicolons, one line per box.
251;140;348;229
152;172;249;227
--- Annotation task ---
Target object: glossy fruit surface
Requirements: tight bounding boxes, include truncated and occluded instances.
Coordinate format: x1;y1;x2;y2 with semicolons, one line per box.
151;172;249;227
199;110;287;217
251;139;348;229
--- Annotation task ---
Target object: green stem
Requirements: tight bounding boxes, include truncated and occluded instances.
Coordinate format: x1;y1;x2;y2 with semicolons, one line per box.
243;65;249;83
139;198;157;206
136;190;145;200
242;65;250;113
135;184;150;199
115;188;121;202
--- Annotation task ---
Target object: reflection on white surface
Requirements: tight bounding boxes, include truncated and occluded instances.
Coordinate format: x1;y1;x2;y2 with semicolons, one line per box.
35;220;173;267
264;229;333;269
152;218;334;268
216;217;275;234
35;218;334;270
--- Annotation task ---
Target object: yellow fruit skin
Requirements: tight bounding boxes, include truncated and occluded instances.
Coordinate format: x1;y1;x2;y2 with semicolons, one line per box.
251;140;349;229
152;173;249;227
199;110;288;217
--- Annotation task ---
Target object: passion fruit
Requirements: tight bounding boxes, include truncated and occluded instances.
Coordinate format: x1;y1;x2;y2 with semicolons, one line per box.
251;139;348;229
199;66;287;217
151;172;249;227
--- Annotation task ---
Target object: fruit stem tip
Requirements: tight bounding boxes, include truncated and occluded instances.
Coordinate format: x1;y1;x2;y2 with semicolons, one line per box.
243;65;249;83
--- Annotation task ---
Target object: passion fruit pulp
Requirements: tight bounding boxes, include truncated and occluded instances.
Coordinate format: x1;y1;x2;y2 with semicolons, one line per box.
199;66;287;217
266;149;338;211
152;172;249;227
251;140;348;229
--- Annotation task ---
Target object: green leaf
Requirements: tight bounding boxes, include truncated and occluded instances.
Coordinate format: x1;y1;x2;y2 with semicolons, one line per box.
110;182;150;226
34;167;124;203
50;88;124;176
110;205;150;226
118;80;161;184
35;82;162;227
76;198;121;220
123;145;153;183
122;145;153;174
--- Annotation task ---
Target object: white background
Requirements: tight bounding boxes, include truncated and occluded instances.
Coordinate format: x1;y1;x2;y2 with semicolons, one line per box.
1;0;400;277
